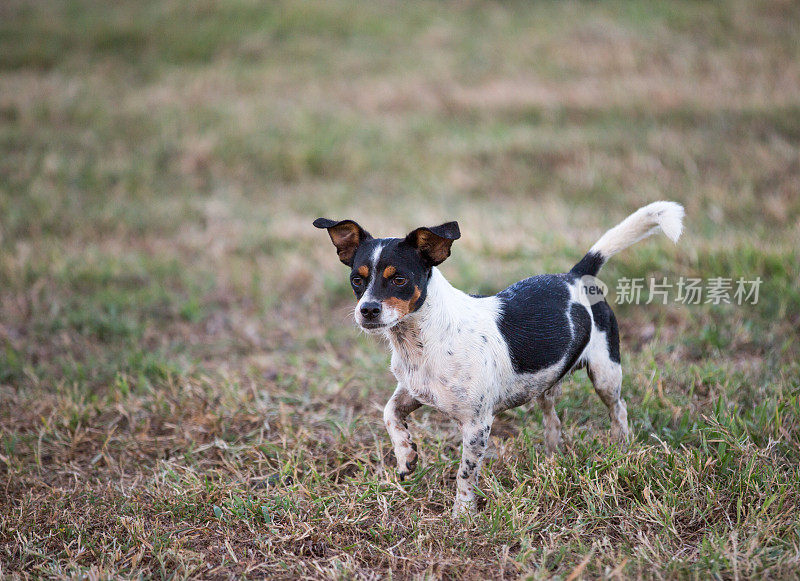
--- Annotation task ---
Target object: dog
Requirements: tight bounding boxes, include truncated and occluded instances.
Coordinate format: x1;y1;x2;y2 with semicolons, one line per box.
314;201;684;515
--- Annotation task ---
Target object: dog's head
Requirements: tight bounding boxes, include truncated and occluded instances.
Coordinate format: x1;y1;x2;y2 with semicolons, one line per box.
313;218;460;331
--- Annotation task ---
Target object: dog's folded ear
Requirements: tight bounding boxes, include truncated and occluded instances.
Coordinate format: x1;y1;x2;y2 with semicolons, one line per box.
313;218;372;266
405;221;461;266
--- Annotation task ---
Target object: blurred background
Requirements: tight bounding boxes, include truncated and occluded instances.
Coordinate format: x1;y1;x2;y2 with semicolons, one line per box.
1;1;798;577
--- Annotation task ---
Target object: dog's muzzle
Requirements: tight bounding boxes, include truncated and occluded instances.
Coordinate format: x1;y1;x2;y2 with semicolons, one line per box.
357;301;387;330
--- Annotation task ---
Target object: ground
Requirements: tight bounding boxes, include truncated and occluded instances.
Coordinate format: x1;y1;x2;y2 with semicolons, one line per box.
1;0;799;578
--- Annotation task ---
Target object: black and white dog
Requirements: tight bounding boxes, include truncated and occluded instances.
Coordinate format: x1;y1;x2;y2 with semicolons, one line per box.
314;201;684;515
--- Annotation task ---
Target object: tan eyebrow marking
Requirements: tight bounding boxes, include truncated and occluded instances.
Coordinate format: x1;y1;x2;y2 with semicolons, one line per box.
383;265;396;278
358;265;369;277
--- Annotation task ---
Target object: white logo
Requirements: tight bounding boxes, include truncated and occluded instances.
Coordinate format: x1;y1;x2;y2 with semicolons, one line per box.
579;275;609;305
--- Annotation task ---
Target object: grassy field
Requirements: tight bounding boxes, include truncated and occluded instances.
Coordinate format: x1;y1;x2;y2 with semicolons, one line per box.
1;0;799;578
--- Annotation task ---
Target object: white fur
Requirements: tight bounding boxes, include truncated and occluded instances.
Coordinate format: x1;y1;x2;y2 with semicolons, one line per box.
383;269;512;421
355;240;387;327
581;327;628;442
590;201;684;259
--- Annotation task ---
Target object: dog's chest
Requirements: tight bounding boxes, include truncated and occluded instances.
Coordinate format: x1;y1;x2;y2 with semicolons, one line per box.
387;316;512;417
390;344;470;415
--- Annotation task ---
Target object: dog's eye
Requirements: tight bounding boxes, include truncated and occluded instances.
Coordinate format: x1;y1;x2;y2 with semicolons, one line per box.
351;276;364;287
392;276;407;287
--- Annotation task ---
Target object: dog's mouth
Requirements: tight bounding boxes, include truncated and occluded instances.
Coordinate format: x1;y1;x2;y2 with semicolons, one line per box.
359;321;389;331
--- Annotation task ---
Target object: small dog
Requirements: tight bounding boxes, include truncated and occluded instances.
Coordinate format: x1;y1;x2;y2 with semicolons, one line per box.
314;201;684;515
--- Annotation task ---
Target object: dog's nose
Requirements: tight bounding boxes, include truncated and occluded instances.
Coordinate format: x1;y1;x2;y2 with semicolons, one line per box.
360;301;382;320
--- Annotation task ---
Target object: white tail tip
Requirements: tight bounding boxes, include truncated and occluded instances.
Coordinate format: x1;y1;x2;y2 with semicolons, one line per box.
650;200;685;243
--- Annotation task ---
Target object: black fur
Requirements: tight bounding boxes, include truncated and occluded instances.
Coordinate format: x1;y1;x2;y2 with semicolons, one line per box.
557;303;593;379
496;275;590;374
590;299;621;363
570;251;606;277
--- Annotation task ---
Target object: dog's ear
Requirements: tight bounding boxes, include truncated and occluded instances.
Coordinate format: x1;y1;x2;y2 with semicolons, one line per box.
405;221;461;266
313;218;372;266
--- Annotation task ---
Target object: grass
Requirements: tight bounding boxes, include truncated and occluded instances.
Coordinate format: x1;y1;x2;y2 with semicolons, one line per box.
1;0;799;578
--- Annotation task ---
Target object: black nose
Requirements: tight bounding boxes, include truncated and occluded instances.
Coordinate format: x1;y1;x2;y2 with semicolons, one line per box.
360;301;381;320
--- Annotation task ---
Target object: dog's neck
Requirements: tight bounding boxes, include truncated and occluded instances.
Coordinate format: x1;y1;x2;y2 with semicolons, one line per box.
385;268;463;356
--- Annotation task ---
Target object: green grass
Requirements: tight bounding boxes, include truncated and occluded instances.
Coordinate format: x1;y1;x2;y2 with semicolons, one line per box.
1;0;799;578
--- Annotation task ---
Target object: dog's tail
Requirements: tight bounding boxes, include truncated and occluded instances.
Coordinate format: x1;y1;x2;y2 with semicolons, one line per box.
570;201;684;277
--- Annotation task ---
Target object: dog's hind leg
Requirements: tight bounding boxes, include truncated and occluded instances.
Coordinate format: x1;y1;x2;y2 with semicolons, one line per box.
586;345;630;445
383;384;422;480
536;386;562;456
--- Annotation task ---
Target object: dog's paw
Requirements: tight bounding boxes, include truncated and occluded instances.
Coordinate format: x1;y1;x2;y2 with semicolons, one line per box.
452;494;477;518
397;443;418;481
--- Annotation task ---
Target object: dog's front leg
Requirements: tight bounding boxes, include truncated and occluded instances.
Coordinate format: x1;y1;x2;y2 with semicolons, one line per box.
453;419;492;517
383;384;422;480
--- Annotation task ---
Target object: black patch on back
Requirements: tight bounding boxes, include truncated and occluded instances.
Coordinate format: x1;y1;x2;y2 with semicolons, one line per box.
570;251;605;277
497;275;575;374
590;299;621;363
